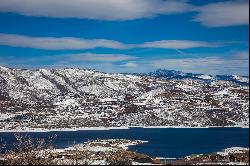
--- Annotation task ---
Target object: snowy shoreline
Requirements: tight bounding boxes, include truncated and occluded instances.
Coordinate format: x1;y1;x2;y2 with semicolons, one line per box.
0;125;248;133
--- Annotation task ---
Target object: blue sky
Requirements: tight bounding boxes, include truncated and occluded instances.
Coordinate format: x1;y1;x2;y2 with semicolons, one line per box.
0;0;249;75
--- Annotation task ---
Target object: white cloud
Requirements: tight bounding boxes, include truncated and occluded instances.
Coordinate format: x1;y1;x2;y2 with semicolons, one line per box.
0;52;135;65
139;40;220;49
193;0;249;27
122;62;138;68
0;33;223;50
60;53;135;62
0;33;126;50
0;0;248;28
0;0;192;20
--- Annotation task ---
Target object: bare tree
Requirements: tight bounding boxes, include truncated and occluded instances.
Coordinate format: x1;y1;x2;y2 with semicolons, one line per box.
106;150;133;165
3;133;58;165
70;142;94;165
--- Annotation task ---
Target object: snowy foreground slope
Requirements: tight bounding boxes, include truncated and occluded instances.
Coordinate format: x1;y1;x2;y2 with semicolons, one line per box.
0;66;249;130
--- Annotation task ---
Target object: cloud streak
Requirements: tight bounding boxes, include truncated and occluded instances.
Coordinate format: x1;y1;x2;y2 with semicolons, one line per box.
139;40;220;49
0;33;223;50
150;53;249;75
0;33;126;50
57;53;136;62
0;0;248;27
0;0;192;21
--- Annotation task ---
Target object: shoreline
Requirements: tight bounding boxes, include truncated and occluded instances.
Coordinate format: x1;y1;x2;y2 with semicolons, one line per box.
0;125;248;133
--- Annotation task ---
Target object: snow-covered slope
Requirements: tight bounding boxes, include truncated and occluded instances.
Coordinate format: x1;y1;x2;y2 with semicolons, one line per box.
0;66;249;130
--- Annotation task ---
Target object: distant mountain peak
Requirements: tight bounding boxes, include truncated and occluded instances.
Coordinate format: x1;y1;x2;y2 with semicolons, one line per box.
146;69;249;85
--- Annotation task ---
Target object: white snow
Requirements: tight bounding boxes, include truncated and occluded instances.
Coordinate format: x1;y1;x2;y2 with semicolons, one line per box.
0;113;15;121
55;98;79;107
217;147;249;156
197;75;213;80
215;89;229;95
233;75;249;83
100;98;117;102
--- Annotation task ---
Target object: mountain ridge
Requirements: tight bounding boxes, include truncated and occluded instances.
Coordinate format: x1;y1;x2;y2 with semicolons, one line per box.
130;68;249;85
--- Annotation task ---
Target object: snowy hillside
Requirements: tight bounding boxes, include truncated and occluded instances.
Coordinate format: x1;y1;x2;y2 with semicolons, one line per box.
0;66;249;130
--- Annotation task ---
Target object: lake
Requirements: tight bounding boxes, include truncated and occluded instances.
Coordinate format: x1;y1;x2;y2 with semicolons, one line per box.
0;127;249;158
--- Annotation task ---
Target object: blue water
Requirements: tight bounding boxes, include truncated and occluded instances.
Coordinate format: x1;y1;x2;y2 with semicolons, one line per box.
0;127;249;158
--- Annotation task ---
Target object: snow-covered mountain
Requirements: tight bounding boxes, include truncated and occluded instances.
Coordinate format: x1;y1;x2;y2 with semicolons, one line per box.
0;66;249;130
146;69;249;85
